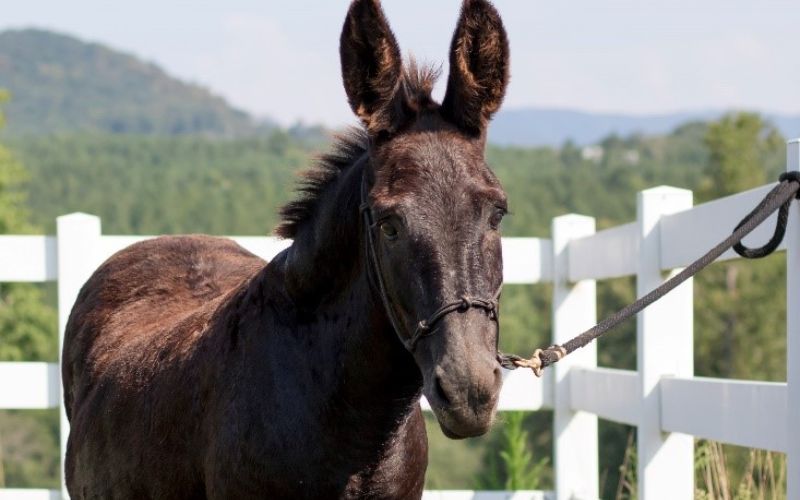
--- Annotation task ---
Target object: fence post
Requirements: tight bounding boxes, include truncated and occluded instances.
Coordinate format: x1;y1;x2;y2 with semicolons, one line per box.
787;139;800;499
57;213;102;499
552;214;598;500
636;187;694;499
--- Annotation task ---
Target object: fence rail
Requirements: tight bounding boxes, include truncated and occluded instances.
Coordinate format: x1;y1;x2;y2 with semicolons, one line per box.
1;138;798;499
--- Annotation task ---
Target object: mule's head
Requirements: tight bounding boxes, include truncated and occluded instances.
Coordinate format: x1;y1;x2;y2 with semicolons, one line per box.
341;0;510;438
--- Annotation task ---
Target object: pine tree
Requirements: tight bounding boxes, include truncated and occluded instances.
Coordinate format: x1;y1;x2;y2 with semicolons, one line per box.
0;90;60;489
0;89;57;362
695;112;786;381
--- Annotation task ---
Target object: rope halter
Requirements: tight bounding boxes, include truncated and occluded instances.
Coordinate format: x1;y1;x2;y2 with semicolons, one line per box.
359;172;502;352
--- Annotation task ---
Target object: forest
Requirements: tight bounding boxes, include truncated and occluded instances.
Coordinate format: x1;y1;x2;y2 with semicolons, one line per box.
0;86;791;497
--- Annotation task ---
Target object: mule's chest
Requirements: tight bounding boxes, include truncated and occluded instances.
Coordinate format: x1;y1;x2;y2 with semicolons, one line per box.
212;453;426;500
207;404;428;499
339;454;426;500
285;429;427;499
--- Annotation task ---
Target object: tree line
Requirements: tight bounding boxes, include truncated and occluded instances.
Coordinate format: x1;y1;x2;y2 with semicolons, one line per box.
0;92;789;496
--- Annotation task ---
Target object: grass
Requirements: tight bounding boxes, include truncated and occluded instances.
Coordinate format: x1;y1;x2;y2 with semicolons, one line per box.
695;441;786;500
609;434;786;500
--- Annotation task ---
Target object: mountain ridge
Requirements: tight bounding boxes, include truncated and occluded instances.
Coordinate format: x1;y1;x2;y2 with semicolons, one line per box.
1;28;798;145
0;28;268;137
489;107;800;147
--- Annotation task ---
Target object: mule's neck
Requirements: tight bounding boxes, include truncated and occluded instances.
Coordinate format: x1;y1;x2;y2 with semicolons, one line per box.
282;153;370;306
275;153;423;412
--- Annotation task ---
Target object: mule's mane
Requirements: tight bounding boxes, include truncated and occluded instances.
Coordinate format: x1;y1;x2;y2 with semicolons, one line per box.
275;61;440;239
403;59;441;111
275;128;368;239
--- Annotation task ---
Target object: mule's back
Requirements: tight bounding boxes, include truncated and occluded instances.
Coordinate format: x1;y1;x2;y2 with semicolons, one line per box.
62;235;264;497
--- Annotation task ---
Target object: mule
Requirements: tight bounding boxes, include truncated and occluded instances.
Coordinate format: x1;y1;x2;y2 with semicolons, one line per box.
62;0;511;497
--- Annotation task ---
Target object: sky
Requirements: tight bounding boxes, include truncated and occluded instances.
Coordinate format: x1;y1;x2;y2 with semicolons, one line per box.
1;0;798;127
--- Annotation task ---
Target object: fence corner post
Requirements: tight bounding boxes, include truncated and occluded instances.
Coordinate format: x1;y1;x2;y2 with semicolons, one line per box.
552;214;598;500
636;187;694;499
57;213;101;499
787;139;800;500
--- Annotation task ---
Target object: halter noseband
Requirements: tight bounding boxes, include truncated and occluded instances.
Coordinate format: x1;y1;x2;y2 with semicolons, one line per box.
359;172;501;352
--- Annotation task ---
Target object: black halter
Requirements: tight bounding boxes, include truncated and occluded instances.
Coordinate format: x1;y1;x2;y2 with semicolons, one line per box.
359;173;502;352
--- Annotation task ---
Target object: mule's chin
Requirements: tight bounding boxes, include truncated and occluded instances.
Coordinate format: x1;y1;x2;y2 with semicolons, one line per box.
429;403;497;440
439;422;468;440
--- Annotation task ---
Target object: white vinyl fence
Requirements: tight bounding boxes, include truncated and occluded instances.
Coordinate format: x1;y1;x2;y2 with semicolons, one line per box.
1;139;798;500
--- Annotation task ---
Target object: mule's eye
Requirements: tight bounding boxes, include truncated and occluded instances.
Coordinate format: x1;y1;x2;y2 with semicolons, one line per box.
380;222;399;240
489;209;505;230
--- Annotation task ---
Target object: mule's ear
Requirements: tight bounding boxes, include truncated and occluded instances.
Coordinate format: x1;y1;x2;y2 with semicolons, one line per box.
340;0;405;135
441;0;510;136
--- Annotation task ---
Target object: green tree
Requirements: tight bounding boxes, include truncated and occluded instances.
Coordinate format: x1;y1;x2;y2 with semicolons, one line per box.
695;112;786;381
0;90;59;489
0;90;57;362
0;90;31;234
474;412;550;490
1;102;791;491
701;112;783;200
691;113;787;494
497;412;548;489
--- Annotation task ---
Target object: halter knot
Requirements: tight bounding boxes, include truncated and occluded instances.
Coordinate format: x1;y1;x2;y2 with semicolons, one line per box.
459;296;472;311
487;300;498;319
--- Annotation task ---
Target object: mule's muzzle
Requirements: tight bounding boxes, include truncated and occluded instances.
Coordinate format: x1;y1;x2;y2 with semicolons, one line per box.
424;352;502;439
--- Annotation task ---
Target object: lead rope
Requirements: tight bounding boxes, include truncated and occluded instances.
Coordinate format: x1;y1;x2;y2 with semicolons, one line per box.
499;172;800;377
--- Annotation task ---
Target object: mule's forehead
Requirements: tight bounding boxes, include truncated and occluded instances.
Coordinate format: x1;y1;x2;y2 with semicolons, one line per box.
393;130;481;175
373;130;502;205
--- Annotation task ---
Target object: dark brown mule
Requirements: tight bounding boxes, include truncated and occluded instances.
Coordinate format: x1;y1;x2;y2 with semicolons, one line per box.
62;0;510;497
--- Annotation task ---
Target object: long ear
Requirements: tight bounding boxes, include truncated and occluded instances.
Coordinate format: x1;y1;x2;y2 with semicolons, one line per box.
340;0;405;135
441;0;510;136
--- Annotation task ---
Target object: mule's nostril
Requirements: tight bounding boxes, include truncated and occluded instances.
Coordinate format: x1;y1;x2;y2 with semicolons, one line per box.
434;376;451;406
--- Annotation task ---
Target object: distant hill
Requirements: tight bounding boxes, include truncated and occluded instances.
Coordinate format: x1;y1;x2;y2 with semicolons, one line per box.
2;28;798;145
0;29;269;137
490;108;800;147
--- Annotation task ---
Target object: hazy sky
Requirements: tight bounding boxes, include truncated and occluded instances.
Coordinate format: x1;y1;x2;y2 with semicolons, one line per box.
2;0;798;126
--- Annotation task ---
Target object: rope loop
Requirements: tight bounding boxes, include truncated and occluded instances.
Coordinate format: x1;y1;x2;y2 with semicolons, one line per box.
733;175;800;259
